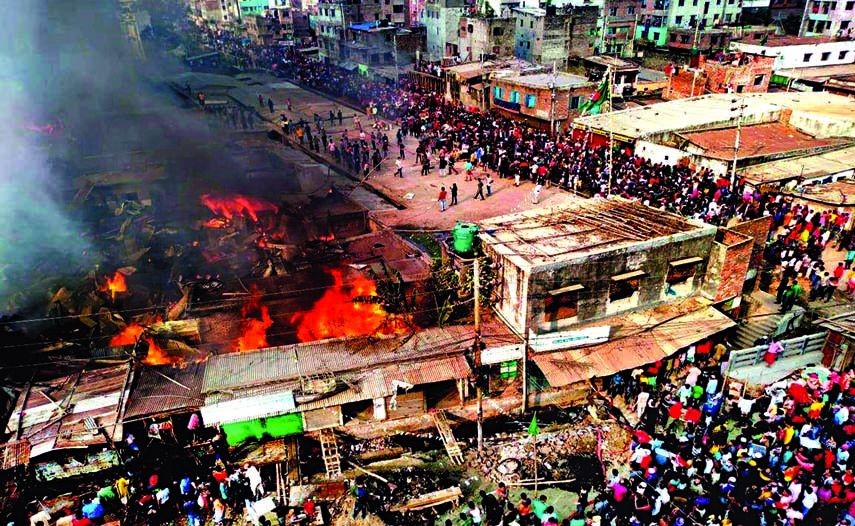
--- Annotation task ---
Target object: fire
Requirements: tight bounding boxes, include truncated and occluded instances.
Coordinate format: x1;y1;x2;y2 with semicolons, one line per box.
200;194;278;223
102;272;127;299
204;218;229;229
110;324;145;347
236;294;274;352
143;337;180;365
290;269;390;343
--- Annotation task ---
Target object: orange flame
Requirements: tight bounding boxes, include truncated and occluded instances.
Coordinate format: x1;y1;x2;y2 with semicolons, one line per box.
110;324;145;347
102;272;127;299
290;269;390;343
237;295;274;352
200;194;278;222
143;337;180;365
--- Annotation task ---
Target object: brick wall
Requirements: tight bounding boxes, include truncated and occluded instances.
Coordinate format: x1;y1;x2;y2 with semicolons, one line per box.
664;55;774;99
704;228;753;302
493;78;595;129
729;216;773;270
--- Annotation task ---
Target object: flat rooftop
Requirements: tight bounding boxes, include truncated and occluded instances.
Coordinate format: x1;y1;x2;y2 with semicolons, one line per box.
583;56;638;70
761;35;840;47
787;179;855;207
574;91;855;140
680;122;850;161
500;72;592;89
741;144;855;185
479;199;710;270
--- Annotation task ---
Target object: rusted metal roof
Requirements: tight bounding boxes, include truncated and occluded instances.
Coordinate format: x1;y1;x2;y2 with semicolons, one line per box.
4;362;132;460
533;305;735;387
0;440;30;471
680;123;849;161
124;362;206;420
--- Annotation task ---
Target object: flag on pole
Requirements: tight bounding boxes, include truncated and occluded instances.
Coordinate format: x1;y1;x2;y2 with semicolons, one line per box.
528;413;538;436
580;76;610;116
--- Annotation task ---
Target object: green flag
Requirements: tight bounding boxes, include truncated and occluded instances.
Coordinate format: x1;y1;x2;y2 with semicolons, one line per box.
579;76;610;116
528;413;538;436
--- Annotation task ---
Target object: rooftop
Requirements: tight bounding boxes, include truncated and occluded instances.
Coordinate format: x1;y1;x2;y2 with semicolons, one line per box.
202;321;518;393
513;7;546;15
755;35;840;47
775;63;855;81
498;72;593;90
5;363;131;459
574;92;855;140
582;56;638;70
532;299;735;387
124;361;206;420
740;144;855;185
478;199;710;270
786;179;855;207
679;122;850;161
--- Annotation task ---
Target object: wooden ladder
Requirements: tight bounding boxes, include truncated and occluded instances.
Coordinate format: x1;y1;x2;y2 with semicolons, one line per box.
318;428;342;479
431;410;464;465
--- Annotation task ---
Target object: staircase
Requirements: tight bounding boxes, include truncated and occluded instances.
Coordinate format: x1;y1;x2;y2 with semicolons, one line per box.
318;428;342;479
733;290;784;349
431;410;464;465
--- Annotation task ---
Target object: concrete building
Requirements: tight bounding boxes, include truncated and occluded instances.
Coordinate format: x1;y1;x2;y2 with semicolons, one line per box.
662;53;775;98
513;5;599;68
573;91;855;177
245;9;296;45
800;0;855;37
457;16;516;61
314;0;383;62
479;200;739;393
239;0;271;17
636;0;744;48
423;0;467;60
197;0;242;25
344;21;412;72
581;55;640;98
731;35;855;71
491;71;595;131
444;59;544;110
601;0;640;56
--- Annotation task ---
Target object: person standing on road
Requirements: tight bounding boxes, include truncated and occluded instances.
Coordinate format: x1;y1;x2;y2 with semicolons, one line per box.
438;187;448;212
257;94;264;108
439;155;448;177
267;98;274;114
394;158;403;178
485;175;493;197
474;178;485;200
338;109;343;125
451;183;458;206
286;98;292;111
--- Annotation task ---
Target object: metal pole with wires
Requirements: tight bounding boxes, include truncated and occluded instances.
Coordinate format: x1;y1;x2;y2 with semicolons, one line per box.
730;96;747;191
607;63;615;197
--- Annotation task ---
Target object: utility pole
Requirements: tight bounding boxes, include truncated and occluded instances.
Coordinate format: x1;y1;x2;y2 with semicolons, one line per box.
606;63;614;197
730;96;747;191
549;61;556;136
118;0;146;60
474;258;483;451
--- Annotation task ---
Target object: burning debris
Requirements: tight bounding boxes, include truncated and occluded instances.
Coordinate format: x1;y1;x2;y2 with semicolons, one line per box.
101;271;128;299
200;193;278;224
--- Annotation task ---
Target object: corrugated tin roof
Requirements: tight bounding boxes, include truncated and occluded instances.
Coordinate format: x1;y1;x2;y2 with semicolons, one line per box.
533;305;735;387
124;362;206;420
202;322;517;394
4;362;132;460
200;355;471;421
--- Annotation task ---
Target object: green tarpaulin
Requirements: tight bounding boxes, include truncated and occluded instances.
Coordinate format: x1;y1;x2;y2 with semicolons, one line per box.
222;414;304;446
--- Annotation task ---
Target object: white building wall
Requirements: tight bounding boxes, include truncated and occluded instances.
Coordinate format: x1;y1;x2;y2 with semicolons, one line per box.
731;40;855;70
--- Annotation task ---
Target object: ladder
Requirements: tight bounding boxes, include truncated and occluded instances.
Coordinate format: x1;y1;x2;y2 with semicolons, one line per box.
318;428;342;479
431;410;464;465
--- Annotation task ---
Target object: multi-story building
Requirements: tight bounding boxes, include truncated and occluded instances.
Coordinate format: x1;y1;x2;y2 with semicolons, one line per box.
197;0;242;25
731;35;855;69
636;0;743;48
423;0;467;60
513;5;599;68
245;9;296;45
239;0;270;17
662;53;775;98
800;0;855;37
601;0;640;55
315;0;383;62
344;21;410;69
457;16;516;61
490;71;595;132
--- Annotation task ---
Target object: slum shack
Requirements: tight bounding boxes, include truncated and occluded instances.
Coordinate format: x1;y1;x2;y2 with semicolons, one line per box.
3;362;132;487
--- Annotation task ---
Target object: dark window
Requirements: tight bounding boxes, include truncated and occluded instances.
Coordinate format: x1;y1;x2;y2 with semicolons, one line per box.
544;285;584;321
847;0;854;8
670;33;678;42
753;74;765;85
803;53;813;62
821;51;831;61
570;95;581;109
753;32;762;39
680;34;690;43
840;50;849;59
493;27;504;36
666;258;702;285
609;7;618;15
609;271;644;302
468;24;474;32
393;4;403;11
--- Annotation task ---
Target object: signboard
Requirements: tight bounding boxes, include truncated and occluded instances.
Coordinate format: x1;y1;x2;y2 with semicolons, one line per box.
529;326;610;353
481;344;525;365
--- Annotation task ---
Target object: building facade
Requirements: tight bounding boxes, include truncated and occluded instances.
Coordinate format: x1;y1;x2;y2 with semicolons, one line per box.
457;16;516;61
513;5;599;68
800;0;855;37
423;0;467;60
315;0;384;62
601;0;640;56
491;72;595;131
636;0;744;48
731;35;855;70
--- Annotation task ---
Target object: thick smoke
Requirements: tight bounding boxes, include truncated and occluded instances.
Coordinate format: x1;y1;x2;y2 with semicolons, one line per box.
0;1;94;313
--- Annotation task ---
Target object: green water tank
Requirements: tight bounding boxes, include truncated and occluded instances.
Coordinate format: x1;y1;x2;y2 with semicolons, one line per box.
452;222;478;253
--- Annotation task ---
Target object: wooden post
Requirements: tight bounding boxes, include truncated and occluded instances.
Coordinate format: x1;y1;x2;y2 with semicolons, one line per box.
474;259;483;452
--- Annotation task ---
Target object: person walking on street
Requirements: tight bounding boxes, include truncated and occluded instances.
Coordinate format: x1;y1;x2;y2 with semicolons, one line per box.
485;175;493;196
329;109;336;124
451;183;458;205
286;98;292;111
438;187;448;212
257;94;264;108
338;109;343;125
399;143;405;160
395;158;403;177
421;157;430;176
267;98;274;114
439;155;448;177
474;178;485;200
